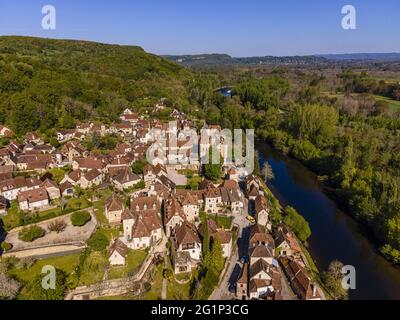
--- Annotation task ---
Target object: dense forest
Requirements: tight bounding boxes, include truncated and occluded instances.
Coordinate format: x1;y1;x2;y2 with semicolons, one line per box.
2;36;400;264
191;66;400;265
0;36;191;135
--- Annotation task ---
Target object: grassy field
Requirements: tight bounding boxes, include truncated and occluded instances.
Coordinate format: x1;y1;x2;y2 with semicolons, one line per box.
108;249;147;280
323;91;400;111
167;278;192;300
7;254;80;284
78;251;108;286
373;94;400;110
5;253;81;299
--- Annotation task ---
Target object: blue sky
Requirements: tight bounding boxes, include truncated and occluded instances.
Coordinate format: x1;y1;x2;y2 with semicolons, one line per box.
0;0;399;56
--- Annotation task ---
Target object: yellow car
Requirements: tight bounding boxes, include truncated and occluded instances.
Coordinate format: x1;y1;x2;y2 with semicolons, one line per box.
246;216;255;223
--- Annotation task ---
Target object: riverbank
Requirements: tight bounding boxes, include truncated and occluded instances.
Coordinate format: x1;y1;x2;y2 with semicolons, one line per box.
257;177;329;299
257;141;400;299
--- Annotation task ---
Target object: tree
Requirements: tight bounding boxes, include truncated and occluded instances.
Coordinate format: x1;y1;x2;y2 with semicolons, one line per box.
71;211;91;227
1;242;13;252
262;161;275;182
283;206;311;242
26;269;67;300
49;137;60;148
88;231;109;251
203;148;222;182
289;104;339;149
0;273;21;299
132;160;148;175
322;260;348;300
209;237;224;273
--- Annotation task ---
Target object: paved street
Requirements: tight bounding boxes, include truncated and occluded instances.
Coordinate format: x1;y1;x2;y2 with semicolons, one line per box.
209;188;251;300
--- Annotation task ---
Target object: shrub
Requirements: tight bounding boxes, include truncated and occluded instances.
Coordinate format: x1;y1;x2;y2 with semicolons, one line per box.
71;211;91;227
0;273;21;300
48;220;67;233
18;226;46;242
88;231;109;251
15;257;37;270
1;242;13;252
163;268;173;281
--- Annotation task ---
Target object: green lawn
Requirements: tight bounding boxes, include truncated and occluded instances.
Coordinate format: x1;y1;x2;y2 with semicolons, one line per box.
207;214;233;230
167;279;192;300
373;94;400;111
108;249;147;280
5;253;81;299
141;263;164;300
322;91;400;111
78;251;108;286
92;190;113;226
7;254;80;284
1;201;21;230
186;175;202;190
66;196;91;211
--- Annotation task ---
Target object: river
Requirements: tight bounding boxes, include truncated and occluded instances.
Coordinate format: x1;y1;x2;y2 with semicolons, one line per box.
257;142;400;300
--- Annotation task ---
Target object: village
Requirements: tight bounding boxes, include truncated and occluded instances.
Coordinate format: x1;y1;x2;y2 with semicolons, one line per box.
0;106;324;301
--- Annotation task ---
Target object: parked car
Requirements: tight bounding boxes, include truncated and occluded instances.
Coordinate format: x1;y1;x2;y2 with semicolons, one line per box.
246;215;255;223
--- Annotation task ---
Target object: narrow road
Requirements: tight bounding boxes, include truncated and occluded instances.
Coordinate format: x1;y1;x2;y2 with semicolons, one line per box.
209;211;250;300
161;255;168;300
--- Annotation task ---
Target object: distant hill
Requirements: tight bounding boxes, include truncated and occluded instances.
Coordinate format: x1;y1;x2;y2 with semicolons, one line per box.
0;36;191;135
163;54;329;67
318;53;400;61
164;52;400;67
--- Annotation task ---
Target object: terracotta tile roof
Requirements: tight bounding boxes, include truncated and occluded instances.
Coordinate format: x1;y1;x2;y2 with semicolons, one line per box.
121;208;135;220
279;257;318;300
174;222;201;247
111;168;141;184
109;239;128;258
204;187;221;199
164;197;186;224
211;229;232;244
249;245;274;259
83;169;102;181
249;278;270;293
41;179;59;189
74;157;104;170
18;187;48;203
220;179;239;190
275;228;302;254
106;195;124;212
68;170;82;182
130;196;160;213
199;179;215;190
60;181;74;193
237;263;249;284
254;195;268;214
249;224;275;248
131;211;162;238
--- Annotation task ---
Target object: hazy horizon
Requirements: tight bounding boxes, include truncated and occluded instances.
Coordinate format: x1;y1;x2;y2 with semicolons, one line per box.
1;0;399;56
